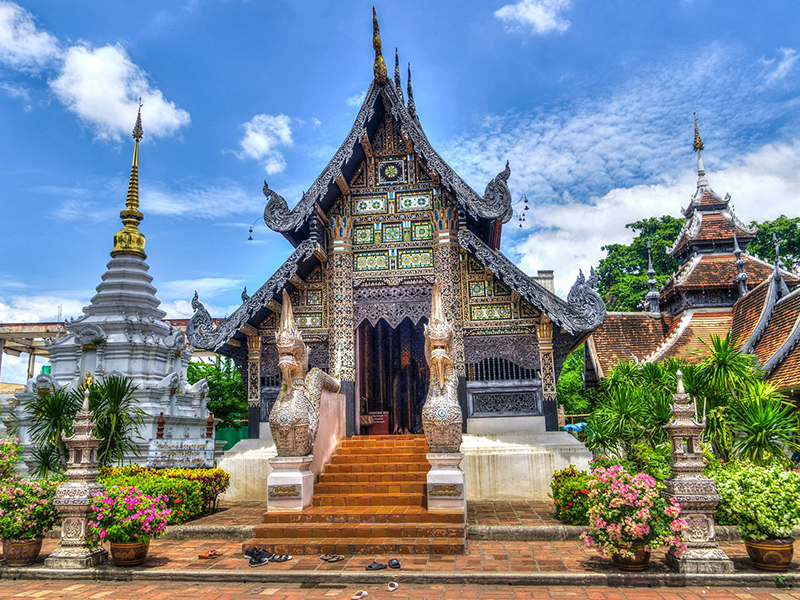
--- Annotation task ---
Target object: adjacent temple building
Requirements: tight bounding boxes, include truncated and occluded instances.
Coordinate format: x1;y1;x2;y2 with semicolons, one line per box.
187;11;606;445
585;120;800;396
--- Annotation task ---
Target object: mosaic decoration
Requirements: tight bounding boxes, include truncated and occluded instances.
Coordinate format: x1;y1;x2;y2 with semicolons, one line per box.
295;312;323;328
354;225;374;245
329;252;355;382
397;194;431;213
398;249;433;270
382;222;403;243
378;160;406;184
355;251;390;271
412;221;433;241
306;290;322;306
470;304;512;321
469;281;486;298
433;243;466;374
493;278;511;296
353;195;386;215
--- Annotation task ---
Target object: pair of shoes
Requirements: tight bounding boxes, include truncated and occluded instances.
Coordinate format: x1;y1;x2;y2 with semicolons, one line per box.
246;548;274;567
198;549;224;559
244;548;272;559
272;554;292;563
321;554;345;562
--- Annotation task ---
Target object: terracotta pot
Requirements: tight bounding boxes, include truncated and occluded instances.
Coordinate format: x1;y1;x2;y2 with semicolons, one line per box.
2;537;44;566
744;538;794;572
110;540;150;567
611;548;651;571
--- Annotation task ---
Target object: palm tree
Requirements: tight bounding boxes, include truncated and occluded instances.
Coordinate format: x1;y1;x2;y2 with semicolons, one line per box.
25;387;81;469
91;375;146;466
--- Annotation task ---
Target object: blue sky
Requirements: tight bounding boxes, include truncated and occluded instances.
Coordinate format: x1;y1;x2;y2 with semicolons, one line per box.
1;0;799;382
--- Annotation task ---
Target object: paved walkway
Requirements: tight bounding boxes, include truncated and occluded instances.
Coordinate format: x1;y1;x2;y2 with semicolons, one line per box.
0;581;799;600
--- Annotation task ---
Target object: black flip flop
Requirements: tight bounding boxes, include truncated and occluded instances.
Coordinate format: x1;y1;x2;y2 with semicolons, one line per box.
388;558;400;569
273;554;293;563
366;561;387;571
321;553;335;561
328;554;345;562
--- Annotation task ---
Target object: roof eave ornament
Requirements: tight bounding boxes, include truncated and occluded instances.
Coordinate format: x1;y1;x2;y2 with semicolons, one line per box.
394;48;405;103
111;98;147;260
372;7;388;85
407;62;417;120
773;234;791;298
732;228;749;298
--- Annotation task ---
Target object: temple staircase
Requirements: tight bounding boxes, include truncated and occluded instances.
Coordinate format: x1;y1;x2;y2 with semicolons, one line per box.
244;435;465;555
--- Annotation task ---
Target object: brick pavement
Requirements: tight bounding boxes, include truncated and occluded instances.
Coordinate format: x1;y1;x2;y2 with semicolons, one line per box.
0;581;798;600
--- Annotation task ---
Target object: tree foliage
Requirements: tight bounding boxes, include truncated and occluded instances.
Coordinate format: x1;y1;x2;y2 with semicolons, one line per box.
748;215;800;272
556;346;596;415
595;216;684;311
187;356;247;429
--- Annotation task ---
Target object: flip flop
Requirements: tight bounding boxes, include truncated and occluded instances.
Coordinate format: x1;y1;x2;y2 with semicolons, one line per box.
388;582;399;592
351;592;369;600
198;549;224;559
388;558;400;569
321;553;335;561
365;561;387;571
272;554;293;563
328;554;345;562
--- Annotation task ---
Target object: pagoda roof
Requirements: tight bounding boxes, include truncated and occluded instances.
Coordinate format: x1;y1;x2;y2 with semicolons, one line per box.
262;78;514;249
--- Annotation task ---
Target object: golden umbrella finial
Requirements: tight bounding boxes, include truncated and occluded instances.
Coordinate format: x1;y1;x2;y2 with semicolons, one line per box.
372;7;388;84
112;99;147;259
693;112;704;152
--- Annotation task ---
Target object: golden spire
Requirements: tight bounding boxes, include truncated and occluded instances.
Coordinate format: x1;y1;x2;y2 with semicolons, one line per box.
112;100;147;259
372;7;388;84
693;112;704;152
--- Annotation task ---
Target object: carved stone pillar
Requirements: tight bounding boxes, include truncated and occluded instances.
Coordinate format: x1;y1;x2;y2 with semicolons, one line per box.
432;210;465;375
243;325;261;440
664;371;733;573
329;215;356;435
537;317;558;431
45;390;108;569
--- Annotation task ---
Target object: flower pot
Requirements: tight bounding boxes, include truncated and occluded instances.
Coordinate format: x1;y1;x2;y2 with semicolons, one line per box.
2;537;44;566
744;538;794;572
110;540;149;567
611;548;651;571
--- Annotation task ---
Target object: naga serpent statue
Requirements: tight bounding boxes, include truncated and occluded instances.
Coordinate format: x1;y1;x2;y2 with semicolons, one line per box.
269;290;341;456
421;282;463;453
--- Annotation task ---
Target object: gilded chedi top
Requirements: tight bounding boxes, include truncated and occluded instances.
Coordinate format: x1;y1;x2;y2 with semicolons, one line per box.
112;100;146;259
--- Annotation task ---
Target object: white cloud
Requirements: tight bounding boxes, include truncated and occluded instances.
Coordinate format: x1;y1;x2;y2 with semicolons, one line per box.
236;113;293;174
0;294;88;323
1;353;47;384
346;91;366;108
0;2;59;71
761;47;799;86
494;0;573;35
49;43;190;141
142;180;263;218
157;277;243;300
159;299;240;320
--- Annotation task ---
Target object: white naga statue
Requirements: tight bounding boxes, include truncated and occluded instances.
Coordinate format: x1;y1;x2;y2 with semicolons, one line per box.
269;290;341;456
421;282;463;453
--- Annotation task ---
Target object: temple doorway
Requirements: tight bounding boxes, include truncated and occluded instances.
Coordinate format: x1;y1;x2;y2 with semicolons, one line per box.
355;317;429;435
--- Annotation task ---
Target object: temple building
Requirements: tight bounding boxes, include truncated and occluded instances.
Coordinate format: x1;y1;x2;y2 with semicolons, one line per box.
585;121;800;398
188;11;604;501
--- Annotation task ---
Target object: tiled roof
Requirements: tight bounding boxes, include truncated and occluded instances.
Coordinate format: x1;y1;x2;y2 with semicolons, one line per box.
662;254;798;295
752;291;800;366
731;279;771;345
769;340;800;390
662;311;734;362
670;209;755;258
587;312;672;377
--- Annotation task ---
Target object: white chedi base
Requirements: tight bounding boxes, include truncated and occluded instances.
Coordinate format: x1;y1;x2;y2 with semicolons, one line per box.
266;455;314;512
426;452;466;515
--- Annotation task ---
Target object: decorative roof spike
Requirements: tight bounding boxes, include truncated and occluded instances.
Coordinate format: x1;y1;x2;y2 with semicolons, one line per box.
773;234;791;299
407;62;417;118
112;99;147;259
693;112;708;189
732;228;749;298
394;48;404;103
372;7;388;84
645;241;661;313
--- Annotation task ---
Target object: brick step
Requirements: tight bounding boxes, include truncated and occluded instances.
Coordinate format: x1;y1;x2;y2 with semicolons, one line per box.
342;435;425;443
314;482;427;495
317;472;427;484
324;462;429;474
243;537;465;556
313;493;424;508
253;522;464;540
327;457;428;465
262;507;462;525
334;447;428;456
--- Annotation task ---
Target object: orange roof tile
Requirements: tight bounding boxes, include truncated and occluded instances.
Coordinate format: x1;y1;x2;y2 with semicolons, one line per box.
768;342;800;391
665;254;797;292
587;313;672;377
662;311;734;362
731;279;771;345
753;291;800;366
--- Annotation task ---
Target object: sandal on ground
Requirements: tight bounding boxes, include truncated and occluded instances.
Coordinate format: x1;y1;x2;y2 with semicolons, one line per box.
388;558;400;569
272;554;292;563
388;582;399;592
365;561;387;571
351;592;369;600
198;549;224;559
328;554;345;562
249;555;271;567
321;553;335;561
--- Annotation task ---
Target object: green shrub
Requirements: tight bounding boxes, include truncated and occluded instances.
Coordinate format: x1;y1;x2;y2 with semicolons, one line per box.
550;465;592;526
710;463;800;539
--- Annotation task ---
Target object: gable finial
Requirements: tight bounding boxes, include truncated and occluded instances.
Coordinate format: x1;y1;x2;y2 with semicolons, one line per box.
693;112;704;152
693;112;708;189
394;47;404;102
372;7;388;84
111;100;146;259
773;233;791;298
407;62;417;118
645;241;660;312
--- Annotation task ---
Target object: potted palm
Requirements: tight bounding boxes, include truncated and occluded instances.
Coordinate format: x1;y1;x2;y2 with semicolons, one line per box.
87;485;171;566
713;463;800;571
0;478;60;566
581;464;687;571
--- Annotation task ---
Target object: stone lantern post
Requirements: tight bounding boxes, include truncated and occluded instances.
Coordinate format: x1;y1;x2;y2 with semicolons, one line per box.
44;389;108;568
663;371;732;573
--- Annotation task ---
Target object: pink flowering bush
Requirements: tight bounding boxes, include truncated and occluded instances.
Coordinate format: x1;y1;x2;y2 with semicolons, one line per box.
581;464;687;558
87;485;171;546
0;478;59;541
0;437;22;479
